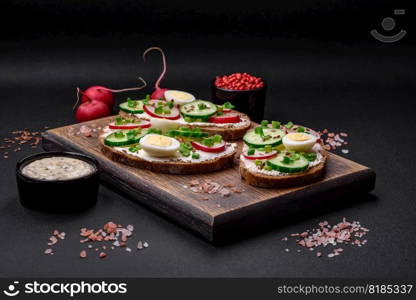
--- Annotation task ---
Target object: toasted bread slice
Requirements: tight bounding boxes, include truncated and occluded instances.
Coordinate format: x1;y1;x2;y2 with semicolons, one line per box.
119;110;251;141
239;151;328;188
99;136;237;175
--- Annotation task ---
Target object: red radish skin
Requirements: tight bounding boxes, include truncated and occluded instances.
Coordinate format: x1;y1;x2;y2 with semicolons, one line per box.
191;141;226;153
81;86;114;107
76;100;111;123
208;113;241;124
74;77;147;109
143;47;169;99
242;151;278;160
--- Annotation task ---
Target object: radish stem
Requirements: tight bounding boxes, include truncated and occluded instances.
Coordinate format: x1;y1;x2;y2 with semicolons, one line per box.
143;47;166;89
99;77;147;93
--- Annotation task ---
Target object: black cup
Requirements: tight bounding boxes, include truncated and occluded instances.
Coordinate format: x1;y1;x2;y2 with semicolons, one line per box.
211;79;267;123
16;152;100;212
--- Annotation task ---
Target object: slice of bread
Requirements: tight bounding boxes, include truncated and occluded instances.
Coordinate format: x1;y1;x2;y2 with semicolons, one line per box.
99;136;237;175
119;110;251;141
239;151;328;188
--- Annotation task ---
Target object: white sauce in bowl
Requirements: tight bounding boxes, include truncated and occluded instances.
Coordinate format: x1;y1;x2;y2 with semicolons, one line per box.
21;156;95;181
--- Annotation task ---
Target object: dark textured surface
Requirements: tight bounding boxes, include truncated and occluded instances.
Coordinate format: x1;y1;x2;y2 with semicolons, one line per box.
0;0;415;278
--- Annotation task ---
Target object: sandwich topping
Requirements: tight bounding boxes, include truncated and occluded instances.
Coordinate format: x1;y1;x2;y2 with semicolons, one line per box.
240;121;324;176
119;97;250;128
101;123;236;163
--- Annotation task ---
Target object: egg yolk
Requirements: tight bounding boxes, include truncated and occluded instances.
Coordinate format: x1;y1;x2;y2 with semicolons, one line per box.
287;133;310;141
170;91;191;100
146;135;172;147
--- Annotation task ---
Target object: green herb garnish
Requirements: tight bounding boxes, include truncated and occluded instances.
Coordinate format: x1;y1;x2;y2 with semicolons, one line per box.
126;130;138;140
223;102;235;110
155;106;164;115
261;120;269;127
297;126;305;133
198;103;207;110
129;145;141;152
265;145;272;153
127;98;136;108
282;156;292;164
303;152;317;162
254;126;264;136
247;148;255;155
213;135;222;143
272;121;281;129
255;160;263;166
114;131;125;139
192;152;200;159
284;121;294;129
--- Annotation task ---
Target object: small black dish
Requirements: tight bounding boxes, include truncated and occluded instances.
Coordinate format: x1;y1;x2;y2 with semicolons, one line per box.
211;79;267;123
16;152;100;212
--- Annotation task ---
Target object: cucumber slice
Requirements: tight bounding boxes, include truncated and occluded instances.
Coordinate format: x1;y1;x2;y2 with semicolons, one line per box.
180;100;217;118
104;129;147;147
119;101;144;114
267;151;309;173
243;128;285;148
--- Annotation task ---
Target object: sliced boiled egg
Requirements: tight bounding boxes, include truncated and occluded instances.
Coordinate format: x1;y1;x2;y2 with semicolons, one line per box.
140;134;180;157
164;90;195;105
282;132;317;152
150;117;180;132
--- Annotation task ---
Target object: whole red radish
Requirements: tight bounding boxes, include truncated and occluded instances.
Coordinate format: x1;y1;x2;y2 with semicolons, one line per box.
75;100;111;123
81;86;114;107
75;77;147;109
143;47;169;99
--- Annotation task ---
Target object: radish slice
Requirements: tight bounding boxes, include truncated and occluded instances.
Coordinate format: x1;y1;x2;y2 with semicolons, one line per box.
108;121;151;130
208;113;241;124
143;104;180;120
242;150;278;160
191;141;226;153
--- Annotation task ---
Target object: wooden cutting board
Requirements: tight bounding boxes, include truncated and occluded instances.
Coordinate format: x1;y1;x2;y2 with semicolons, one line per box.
42;116;376;243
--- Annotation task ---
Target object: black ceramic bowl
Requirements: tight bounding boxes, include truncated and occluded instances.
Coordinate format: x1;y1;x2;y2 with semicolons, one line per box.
211;79;267;123
16;152;100;212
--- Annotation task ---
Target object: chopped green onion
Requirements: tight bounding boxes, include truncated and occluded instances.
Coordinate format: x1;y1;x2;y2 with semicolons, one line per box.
297;126;305;133
127;98;136;108
265;165;273;171
114;131;125;139
255;160;263;166
145;94;151;100
198;103;207;110
261;120;269;127
217;111;224;116
128;145;141;152
155;106;164;115
184;117;193;123
126;130;138;140
247;148;255;155
265;145;272;153
213;135;222;143
157;101;164;107
192;152;200;159
254;126;264;136
163;108;171;115
167;101;174;109
303;152;317;162
147;128;162;135
282;156;292;164
203;137;214;147
223;102;235;109
115;117;124;125
284;121;294;129
272;121;281;128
